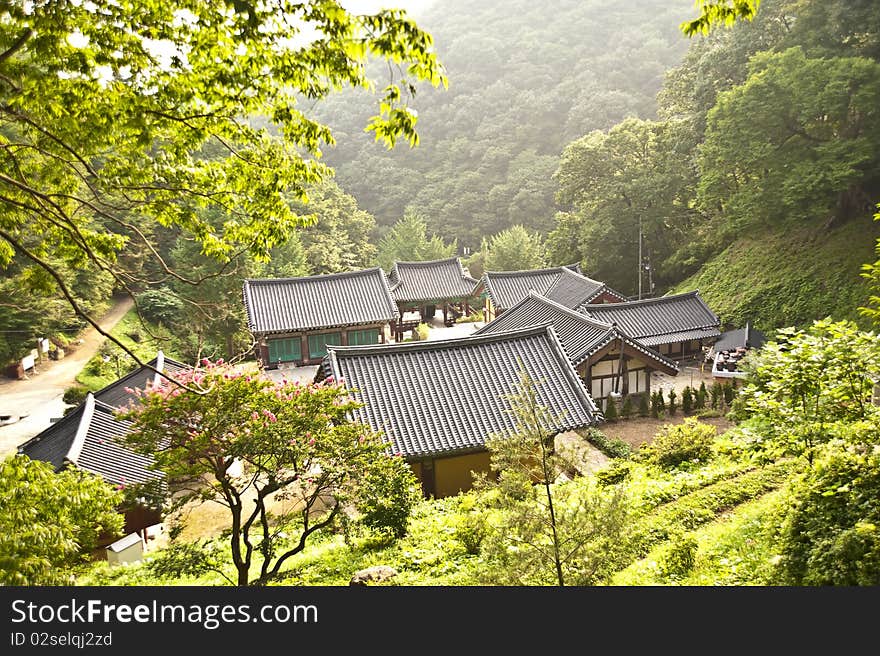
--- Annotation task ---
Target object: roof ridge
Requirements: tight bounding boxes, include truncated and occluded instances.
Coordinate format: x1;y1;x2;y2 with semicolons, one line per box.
585;289;702;308
483;264;570;277
475;291;615;335
393;256;462;267
16;401;87;454
244;266;386;285
329;324;557;357
65;392;95;466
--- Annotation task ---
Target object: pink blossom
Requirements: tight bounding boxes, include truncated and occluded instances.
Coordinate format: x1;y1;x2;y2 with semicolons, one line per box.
251;411;260;420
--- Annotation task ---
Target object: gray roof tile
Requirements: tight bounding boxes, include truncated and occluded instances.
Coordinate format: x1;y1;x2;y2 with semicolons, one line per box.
477;263;625;311
544;267;627;308
712;322;768;353
388;257;478;303
94;352;190;410
326;325;601;459
19;394;163;487
579;291;721;345
243;267;398;334
475;292;678;373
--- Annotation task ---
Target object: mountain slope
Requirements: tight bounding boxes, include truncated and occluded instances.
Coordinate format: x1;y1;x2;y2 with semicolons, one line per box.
672;217;880;332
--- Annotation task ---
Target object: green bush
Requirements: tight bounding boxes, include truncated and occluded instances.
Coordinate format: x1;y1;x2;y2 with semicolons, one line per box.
621;396;634;419
682;387;693;415
582;427;631;459
650;390;662;418
638;393;650;418
656;390;666;415
695;382;708;410
453;512;487;555
659;533;699;580
356;454;421;539
770;444;880;586
642;417;716;469
412;323;430;341
595;460;633;486
722;381;736;406
62;385;89;406
710;382;722;409
667;389;677;416
456;309;484;324
603;398;619;422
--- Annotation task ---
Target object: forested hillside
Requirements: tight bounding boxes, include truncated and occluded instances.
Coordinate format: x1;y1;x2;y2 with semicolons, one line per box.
313;0;694;246
550;0;880;326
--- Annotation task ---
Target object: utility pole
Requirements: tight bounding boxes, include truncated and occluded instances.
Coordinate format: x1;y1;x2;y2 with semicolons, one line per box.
637;216;643;300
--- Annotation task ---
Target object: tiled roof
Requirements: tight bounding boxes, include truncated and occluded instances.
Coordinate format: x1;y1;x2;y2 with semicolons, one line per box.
243;268;399;335
477;263;582;310
579;291;721;345
18;394;163;487
95;351;190;410
474;292;678;374
388;257;478;304
712;322;768;353
326;325;602;460
544;267;627;308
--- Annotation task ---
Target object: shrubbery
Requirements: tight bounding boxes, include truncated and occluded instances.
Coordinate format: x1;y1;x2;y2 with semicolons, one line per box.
640;417;716;469
582;427;631;459
769;438;880;586
412;323;430;341
62;385;89;406
356;454;422;539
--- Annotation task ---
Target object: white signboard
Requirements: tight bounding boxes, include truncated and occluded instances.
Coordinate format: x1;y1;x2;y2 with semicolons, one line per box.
21;354;35;371
39;338;50;353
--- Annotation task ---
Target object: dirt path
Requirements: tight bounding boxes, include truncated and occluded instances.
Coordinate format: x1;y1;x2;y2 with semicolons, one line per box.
600;415;735;451
0;295;135;458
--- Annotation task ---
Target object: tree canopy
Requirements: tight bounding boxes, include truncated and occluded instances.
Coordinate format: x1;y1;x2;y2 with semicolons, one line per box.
376;210;456;271
0;455;123;585
0;0;445;365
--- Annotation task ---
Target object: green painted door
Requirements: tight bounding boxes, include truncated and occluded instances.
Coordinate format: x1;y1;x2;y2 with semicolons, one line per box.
268;337;302;364
348;328;380;346
307;332;342;359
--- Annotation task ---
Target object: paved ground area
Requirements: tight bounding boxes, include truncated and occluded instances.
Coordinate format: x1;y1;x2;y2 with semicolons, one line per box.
0;296;134;459
651;354;715;397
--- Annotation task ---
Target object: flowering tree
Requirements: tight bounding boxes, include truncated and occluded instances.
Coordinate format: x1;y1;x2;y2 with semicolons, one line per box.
120;361;405;585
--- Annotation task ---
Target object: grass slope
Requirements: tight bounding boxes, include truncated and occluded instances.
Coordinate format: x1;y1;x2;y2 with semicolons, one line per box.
75;309;182;391
673;217;880;333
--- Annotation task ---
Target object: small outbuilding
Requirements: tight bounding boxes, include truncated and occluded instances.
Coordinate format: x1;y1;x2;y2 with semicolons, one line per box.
243;267;399;367
387;257;478;332
323;325;603;498
106;532;145;565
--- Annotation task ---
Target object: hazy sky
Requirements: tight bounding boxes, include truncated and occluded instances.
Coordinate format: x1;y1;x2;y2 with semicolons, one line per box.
340;0;435;17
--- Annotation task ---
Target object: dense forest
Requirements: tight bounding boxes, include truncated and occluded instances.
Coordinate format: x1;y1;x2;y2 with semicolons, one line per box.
315;0;694;246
